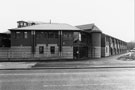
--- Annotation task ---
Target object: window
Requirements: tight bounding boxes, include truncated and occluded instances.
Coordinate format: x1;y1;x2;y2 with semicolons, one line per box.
54;32;58;38
39;46;44;54
106;47;108;53
15;31;20;39
63;33;70;38
24;32;28;39
36;32;40;39
37;32;48;39
36;32;43;39
47;32;58;38
44;32;48;38
50;46;55;54
23;23;26;26
48;32;54;38
40;32;44;38
79;33;81;41
63;32;72;39
20;23;23;27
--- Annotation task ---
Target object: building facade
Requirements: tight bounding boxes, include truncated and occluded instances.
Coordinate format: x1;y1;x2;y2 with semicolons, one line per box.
101;34;127;57
0;21;127;60
9;21;81;59
76;24;127;58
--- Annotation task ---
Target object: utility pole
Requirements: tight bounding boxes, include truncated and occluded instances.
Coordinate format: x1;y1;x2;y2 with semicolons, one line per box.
134;0;135;47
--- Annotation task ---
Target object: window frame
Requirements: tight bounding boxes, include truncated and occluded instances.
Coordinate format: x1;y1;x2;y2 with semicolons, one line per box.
39;46;44;54
50;46;55;54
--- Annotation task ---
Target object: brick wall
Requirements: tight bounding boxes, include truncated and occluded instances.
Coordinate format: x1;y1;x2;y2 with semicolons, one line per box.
62;46;73;59
10;46;32;58
0;46;32;59
0;48;9;58
35;44;59;58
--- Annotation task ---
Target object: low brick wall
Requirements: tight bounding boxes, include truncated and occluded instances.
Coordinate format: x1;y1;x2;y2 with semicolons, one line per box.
0;48;9;58
10;46;32;58
0;45;74;60
62;46;73;59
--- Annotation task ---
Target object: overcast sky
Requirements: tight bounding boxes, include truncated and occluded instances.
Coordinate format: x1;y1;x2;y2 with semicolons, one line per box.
0;0;134;42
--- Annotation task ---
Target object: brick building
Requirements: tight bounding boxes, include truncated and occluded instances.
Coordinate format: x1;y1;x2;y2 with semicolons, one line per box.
9;21;81;59
76;24;127;58
0;21;127;60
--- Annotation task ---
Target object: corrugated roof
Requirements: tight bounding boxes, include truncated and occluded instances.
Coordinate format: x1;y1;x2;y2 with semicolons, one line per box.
76;24;102;33
9;23;81;31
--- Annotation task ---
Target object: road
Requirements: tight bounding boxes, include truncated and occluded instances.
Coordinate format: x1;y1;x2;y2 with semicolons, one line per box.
0;68;135;90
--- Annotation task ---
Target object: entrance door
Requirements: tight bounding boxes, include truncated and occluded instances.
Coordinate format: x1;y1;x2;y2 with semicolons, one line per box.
80;47;88;58
73;47;79;59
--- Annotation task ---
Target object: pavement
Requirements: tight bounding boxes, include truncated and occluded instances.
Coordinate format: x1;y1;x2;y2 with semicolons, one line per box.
0;53;135;69
0;62;36;69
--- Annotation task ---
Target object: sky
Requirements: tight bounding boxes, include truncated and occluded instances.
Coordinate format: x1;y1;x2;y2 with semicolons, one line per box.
0;0;134;42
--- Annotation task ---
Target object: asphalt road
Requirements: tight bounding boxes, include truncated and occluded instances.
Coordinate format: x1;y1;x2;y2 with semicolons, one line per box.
0;68;135;90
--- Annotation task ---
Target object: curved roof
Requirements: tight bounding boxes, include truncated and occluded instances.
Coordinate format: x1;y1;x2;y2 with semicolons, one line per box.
9;23;81;31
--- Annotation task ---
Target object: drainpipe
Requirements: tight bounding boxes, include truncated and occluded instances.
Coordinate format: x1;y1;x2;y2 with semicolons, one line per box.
31;30;35;58
59;30;62;57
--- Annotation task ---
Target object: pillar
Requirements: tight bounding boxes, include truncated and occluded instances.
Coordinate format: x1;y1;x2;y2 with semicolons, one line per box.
91;31;102;58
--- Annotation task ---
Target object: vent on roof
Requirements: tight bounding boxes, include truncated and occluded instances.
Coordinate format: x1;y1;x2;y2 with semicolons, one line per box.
17;21;37;28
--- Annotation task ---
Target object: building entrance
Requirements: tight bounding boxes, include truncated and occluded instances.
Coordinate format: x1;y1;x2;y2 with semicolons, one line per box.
73;46;88;59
